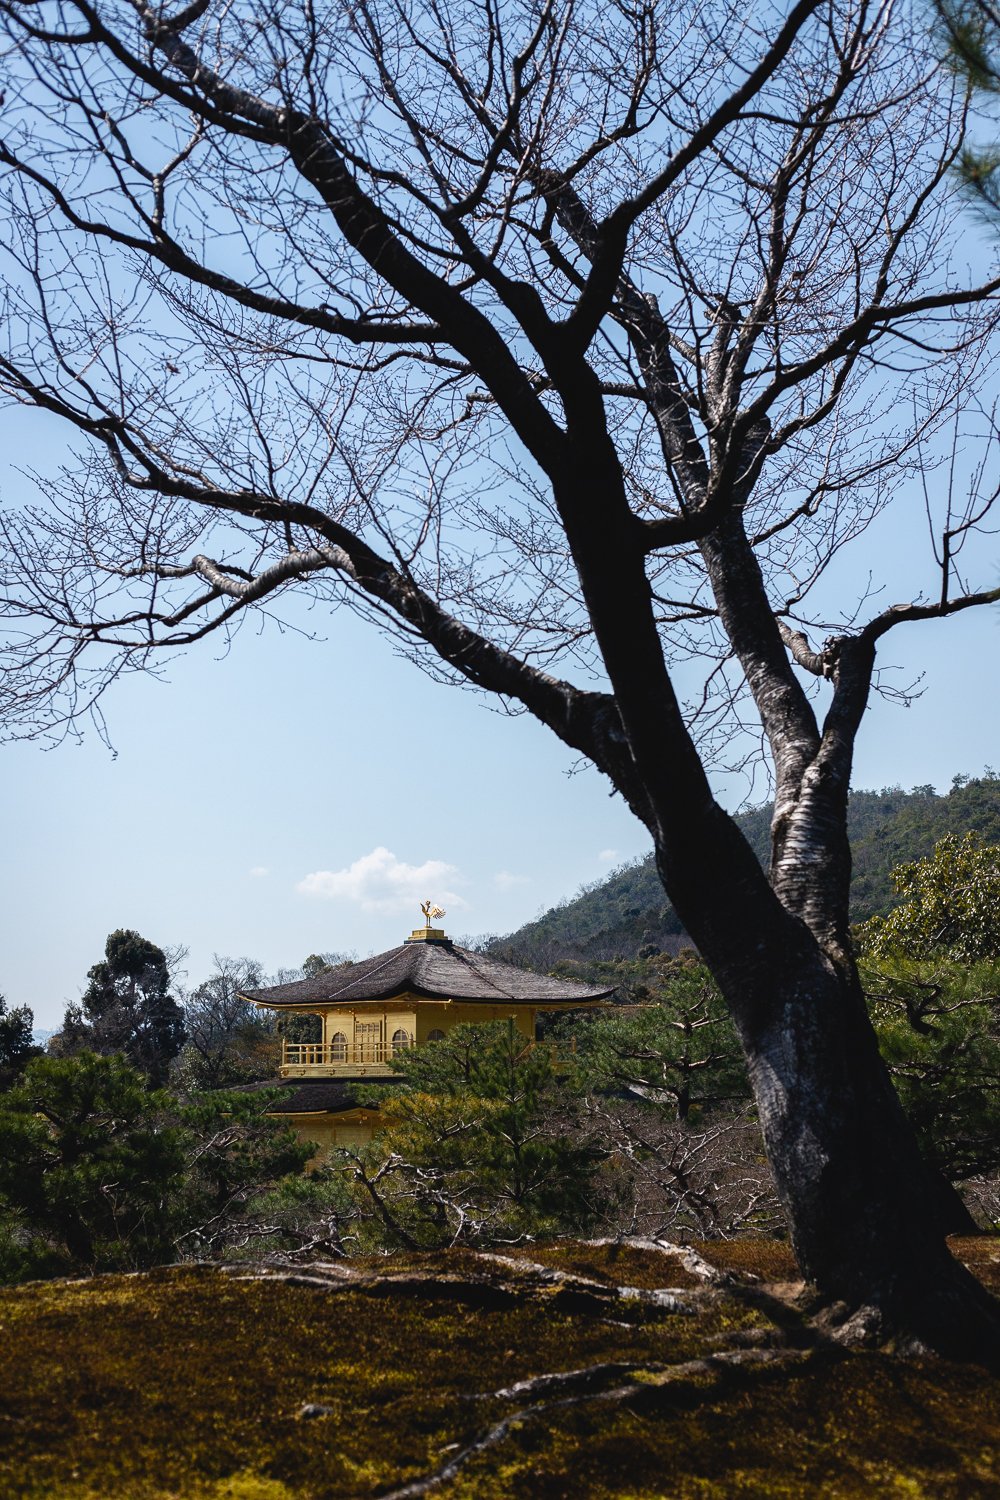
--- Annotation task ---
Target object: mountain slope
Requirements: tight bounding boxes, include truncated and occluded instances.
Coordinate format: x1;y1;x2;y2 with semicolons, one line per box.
486;776;1000;968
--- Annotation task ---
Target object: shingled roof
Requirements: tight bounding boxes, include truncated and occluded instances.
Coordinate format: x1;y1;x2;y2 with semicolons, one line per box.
243;938;612;1008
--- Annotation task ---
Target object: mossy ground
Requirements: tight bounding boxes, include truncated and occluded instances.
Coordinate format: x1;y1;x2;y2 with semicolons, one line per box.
500;1240;709;1290
0;1238;997;1499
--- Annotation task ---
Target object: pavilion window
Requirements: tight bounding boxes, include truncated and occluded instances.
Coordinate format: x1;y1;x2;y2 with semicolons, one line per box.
427;1028;446;1043
330;1031;347;1061
356;1021;381;1061
391;1028;412;1054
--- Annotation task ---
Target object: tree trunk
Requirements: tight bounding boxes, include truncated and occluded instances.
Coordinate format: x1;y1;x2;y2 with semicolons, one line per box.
63;1215;96;1268
653;820;1000;1364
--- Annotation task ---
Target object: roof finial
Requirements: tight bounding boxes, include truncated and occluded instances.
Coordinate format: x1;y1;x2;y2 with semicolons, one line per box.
408;900;448;944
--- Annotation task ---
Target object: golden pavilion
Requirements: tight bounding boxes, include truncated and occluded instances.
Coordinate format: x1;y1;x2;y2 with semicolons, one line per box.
241;910;613;1152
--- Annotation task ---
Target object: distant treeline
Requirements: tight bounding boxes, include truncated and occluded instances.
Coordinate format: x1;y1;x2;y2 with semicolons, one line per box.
484;774;1000;969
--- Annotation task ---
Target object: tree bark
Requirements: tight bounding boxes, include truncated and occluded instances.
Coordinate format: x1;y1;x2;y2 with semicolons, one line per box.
649;810;998;1362
541;412;999;1360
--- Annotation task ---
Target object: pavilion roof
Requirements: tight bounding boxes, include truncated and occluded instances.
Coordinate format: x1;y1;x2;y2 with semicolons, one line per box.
243;938;613;1008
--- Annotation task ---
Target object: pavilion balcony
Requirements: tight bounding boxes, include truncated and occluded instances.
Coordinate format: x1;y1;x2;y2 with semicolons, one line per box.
280;1040;413;1078
279;1035;579;1079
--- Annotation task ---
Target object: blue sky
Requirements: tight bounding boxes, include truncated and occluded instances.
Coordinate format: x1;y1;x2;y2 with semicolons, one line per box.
0;554;655;1027
2;484;997;1031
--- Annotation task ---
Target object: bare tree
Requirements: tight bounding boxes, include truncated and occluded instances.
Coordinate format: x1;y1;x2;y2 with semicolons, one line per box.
176;955;279;1089
0;0;998;1355
590;1101;783;1242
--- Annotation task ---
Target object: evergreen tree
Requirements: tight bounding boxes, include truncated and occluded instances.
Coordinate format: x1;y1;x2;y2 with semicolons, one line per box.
346;1021;602;1247
301;953;333;978
865;959;1000;1188
0;994;40;1091
574;959;748;1122
0;1053;313;1279
169;1089;314;1257
55;930;186;1084
857;833;1000;963
933;0;1000;211
0;1053;184;1272
850;835;1000;1214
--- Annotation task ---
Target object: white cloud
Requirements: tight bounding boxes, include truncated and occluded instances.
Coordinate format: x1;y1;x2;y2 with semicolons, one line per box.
297;846;465;913
493;870;531;891
248;865;269;878
597;848;620;864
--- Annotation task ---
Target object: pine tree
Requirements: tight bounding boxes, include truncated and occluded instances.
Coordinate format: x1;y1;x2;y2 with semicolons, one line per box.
55;930;186;1084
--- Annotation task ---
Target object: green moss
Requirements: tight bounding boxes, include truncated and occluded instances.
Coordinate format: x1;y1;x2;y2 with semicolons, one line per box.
442;1352;1000;1498
501;1240;706;1290
948;1236;1000;1294
691;1238;799;1281
0;1242;997;1499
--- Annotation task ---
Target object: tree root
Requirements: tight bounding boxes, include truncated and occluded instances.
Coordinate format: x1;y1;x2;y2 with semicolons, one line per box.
373;1347;808;1500
223;1253;698;1319
467;1250;695;1314
807;1273;1000;1366
463;1360;672;1403
577;1235;732;1286
221;1243;1000;1363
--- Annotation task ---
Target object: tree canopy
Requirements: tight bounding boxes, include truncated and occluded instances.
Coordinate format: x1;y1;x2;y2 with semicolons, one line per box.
345;1020;602;1247
0;993;39;1090
0;1051;311;1278
858;833;1000;963
574;960;747;1123
0;1052;185;1272
0;0;996;743
54;929;186;1084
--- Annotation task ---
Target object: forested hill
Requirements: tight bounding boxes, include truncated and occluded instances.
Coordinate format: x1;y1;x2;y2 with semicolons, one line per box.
483;776;1000;969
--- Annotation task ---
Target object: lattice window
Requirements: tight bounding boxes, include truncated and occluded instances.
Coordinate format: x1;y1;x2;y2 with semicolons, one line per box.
356;1021;381;1061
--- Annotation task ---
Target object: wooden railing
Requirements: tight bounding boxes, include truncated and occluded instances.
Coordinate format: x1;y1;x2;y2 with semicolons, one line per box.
281;1035;578;1073
282;1040;413;1068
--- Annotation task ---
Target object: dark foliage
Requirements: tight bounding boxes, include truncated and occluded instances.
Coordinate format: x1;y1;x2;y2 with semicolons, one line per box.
0;1052;311;1281
0;993;40;1090
52;929;186;1084
572;958;749;1123
169;1088;314;1258
0;1052;185;1275
342;1020;604;1247
866;961;1000;1184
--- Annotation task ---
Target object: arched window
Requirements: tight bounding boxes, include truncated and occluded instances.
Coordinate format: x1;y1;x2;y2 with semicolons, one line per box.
427;1028;446;1043
391;1028;412;1054
330;1031;348;1061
